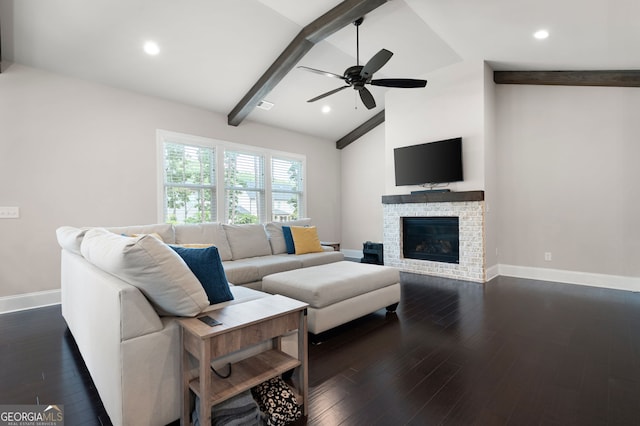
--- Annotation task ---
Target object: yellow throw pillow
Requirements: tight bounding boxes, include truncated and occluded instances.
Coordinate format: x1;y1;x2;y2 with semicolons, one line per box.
131;232;164;242
289;226;323;255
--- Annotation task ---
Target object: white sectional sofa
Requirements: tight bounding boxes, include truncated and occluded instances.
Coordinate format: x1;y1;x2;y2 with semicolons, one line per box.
56;220;343;426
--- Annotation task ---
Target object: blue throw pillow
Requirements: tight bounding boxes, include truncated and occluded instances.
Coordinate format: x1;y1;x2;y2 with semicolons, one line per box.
282;226;296;254
170;245;234;305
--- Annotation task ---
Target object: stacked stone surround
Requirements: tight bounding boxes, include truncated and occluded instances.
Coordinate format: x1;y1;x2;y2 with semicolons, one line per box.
383;194;485;282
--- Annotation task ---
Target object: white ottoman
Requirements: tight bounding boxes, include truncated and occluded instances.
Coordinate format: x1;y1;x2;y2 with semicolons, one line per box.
262;261;401;334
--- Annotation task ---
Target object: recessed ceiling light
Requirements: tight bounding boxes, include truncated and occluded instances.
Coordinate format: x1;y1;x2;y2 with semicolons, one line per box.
533;29;549;40
143;41;160;56
321;105;331;114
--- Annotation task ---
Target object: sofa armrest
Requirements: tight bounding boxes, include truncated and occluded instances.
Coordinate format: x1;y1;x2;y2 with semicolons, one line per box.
61;250;167;425
61;250;163;342
119;283;165;340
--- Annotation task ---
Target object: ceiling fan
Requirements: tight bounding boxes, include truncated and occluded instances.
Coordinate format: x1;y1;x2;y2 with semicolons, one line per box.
298;17;427;110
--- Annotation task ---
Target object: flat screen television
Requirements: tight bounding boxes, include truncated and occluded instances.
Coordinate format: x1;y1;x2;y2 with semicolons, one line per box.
394;137;463;186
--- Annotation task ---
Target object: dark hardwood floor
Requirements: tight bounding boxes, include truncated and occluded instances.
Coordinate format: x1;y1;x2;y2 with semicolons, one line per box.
2;273;640;425
0;303;111;424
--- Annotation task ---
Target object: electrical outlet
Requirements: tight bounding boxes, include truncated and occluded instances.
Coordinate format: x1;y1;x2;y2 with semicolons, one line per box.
544;252;552;261
0;207;20;218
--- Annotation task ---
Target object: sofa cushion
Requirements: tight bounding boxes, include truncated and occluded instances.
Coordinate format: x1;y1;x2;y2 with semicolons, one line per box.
222;260;260;285
264;219;311;254
201;286;268;312
56;226;88;255
170;245;234;304
241;255;302;279
223;224;272;260
107;224;175;244
290;226;323;255
174;223;233;261
296;250;345;268
80;228;208;316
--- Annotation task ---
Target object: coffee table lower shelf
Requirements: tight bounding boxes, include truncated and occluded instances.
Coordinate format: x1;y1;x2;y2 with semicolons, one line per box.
189;349;302;406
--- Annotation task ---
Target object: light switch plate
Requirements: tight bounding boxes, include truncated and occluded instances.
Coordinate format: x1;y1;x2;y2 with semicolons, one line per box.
0;207;20;218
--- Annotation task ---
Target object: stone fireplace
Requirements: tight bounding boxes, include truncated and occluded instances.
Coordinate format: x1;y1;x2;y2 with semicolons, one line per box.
382;191;485;282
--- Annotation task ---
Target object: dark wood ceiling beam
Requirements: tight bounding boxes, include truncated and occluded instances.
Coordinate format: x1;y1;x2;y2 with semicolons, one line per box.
227;35;312;127
336;109;385;149
494;70;640;88
227;0;388;127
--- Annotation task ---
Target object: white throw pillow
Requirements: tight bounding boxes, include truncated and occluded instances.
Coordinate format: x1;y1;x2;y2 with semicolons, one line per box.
80;228;209;317
56;226;88;255
222;224;272;260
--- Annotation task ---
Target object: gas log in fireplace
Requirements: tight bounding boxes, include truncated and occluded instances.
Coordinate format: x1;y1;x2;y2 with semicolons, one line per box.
402;217;459;264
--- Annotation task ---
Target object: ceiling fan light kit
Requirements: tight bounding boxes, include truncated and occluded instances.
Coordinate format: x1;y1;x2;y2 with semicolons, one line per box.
299;17;427;110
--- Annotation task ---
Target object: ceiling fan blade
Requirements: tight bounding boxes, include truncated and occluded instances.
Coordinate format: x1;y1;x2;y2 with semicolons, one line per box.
370;78;428;88
359;87;376;110
307;85;350;103
360;49;393;80
298;66;346;81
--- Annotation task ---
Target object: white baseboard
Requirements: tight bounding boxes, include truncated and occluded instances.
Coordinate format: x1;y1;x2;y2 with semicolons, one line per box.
485;264;500;281
498;264;640;293
0;289;61;314
341;249;363;260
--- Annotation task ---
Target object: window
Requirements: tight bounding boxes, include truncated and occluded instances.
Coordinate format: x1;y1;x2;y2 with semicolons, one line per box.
158;130;306;224
224;150;265;224
163;142;215;224
271;157;303;222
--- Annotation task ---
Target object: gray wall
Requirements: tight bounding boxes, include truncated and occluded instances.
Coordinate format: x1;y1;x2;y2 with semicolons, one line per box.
340;61;640;284
496;84;640;277
340;60;491;258
340;123;386;252
483;62;499;273
4;60;638;302
0;64;341;299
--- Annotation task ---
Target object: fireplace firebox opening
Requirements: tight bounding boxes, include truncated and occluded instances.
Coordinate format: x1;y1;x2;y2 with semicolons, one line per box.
402;216;459;264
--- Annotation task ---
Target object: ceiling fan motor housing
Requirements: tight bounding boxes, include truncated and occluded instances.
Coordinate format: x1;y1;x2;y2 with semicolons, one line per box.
344;65;367;88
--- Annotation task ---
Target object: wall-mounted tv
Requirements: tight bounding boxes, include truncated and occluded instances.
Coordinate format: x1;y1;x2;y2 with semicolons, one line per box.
394;137;463;186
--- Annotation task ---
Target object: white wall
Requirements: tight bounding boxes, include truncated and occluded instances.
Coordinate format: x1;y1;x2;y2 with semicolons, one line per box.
340;60;490;257
496;84;640;278
340;123;385;253
483;62;498;273
385;60;486;195
341;59;640;288
0;64;340;300
8;59;637;303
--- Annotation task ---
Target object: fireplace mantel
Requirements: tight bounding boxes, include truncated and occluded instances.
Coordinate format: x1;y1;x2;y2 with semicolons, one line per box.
382;190;484;205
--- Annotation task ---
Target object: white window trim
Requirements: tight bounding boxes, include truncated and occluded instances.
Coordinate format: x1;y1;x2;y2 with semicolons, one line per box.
156;129;307;224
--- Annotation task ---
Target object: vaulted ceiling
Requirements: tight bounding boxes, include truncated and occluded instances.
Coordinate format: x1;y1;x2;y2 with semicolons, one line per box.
1;0;639;143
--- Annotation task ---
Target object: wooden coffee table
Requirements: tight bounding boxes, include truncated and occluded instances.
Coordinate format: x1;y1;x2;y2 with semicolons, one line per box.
178;295;308;425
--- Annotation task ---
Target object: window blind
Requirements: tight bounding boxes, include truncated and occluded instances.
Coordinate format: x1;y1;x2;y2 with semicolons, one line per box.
271;157;303;221
224;150;266;224
159;131;305;225
163;142;216;223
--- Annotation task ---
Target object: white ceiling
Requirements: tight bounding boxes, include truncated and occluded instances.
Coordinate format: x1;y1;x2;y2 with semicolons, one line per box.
2;0;639;142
